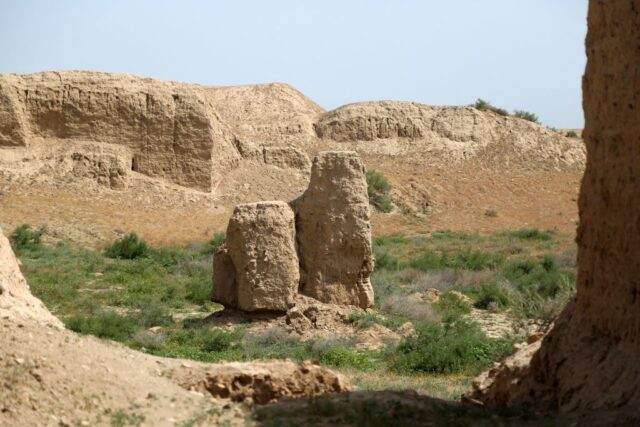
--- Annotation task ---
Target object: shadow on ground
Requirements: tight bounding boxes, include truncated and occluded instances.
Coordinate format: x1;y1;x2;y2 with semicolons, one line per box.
251;390;566;427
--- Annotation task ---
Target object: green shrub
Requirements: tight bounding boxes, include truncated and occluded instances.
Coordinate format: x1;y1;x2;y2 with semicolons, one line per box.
472;99;508;116
65;310;135;341
512;109;540;124
373;247;401;270
10;224;44;253
201;232;226;255
104;233;150;260
474;282;511;310
435;292;471;321
391;321;513;374
366;170;393;213
565;130;579;138
502;255;570;299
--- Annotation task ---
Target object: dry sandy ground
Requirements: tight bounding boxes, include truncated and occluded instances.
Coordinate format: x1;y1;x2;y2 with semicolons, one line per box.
0;159;581;248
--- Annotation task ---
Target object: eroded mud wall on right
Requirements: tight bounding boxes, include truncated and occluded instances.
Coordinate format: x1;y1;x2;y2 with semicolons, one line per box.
466;0;640;415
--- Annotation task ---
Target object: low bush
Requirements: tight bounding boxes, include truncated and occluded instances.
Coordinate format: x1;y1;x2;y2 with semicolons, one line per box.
565;130;579;138
409;249;503;272
472;99;509;116
201;232;226;255
512;109;540;124
9;224;44;253
391;320;513;374
366;170;393;213
435;292;471;322
474;281;512;311
104;233;150;260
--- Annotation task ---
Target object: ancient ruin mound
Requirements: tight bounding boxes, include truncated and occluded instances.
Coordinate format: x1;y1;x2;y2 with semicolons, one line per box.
212;151;374;311
0;71;241;191
316;101;585;167
205;83;324;146
465;1;640;421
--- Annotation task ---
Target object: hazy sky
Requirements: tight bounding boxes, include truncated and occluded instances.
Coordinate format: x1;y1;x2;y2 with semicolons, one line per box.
0;1;588;128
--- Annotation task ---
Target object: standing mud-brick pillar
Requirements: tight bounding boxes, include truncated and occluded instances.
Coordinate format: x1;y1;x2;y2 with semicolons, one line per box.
295;151;374;309
212;201;299;312
465;1;640;418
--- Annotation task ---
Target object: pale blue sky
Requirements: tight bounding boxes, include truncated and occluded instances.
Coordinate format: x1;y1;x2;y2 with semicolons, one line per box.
0;1;588;128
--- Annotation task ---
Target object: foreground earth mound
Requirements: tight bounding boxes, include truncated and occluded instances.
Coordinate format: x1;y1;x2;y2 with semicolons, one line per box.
295;151;375;308
0;225;350;426
465;1;640;421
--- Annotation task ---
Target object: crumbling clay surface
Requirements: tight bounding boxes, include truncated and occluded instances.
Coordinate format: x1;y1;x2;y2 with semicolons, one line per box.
465;1;640;419
0;71;240;191
213;201;299;312
295;151;374;309
171;360;350;405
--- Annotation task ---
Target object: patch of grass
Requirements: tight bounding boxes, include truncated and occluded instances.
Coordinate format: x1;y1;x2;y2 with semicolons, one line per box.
66;310;136;341
9;224;44;254
508;229;554;241
390;320;514;374
473;281;512;311
409;249;503;272
104;233;150;260
366;170;393;213
373;234;408;247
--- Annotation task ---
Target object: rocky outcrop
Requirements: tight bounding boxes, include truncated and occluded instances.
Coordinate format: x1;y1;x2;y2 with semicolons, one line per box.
465;1;640;417
295;151;374;308
316;101;585;167
0;71;240;191
212;151;374;311
212;201;299;312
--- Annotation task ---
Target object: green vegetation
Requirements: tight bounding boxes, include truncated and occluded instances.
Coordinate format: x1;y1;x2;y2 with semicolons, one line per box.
391;320;513;374
472;98;508;116
513;109;540;124
565;130;579;138
9;224;44;254
17;227;577;404
201;232;225;255
104;233;150;260
366;169;393;213
472;99;541;124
